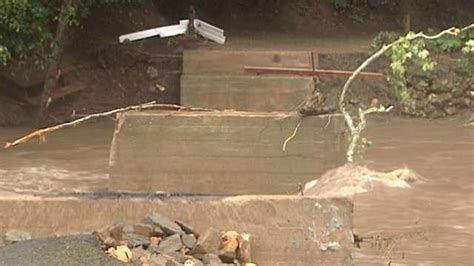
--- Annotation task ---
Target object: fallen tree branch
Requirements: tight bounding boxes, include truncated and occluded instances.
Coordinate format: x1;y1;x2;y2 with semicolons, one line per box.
4;101;214;148
339;24;473;162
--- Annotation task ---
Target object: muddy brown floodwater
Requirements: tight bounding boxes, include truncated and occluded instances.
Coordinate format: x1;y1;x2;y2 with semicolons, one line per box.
0;116;473;264
0;120;114;194
355;116;474;265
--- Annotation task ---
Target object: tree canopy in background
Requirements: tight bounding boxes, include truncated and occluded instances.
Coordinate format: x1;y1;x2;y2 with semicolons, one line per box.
0;0;134;67
1;0;472;68
0;0;58;66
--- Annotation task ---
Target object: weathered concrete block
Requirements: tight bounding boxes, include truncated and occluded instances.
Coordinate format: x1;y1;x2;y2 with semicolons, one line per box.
183;50;315;75
181;74;314;112
0;195;354;265
109;111;346;194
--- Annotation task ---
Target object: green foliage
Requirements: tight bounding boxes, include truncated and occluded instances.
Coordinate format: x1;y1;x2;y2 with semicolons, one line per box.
331;0;368;23
0;0;57;66
462;39;474;53
381;26;473;115
428;27;474;52
332;0;356;10
76;0;141;20
386;34;436;103
371;31;400;50
432;35;463;52
0;45;10;65
0;0;136;67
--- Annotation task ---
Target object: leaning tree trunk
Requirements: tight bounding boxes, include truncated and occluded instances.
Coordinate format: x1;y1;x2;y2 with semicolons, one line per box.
402;0;412;32
36;0;75;125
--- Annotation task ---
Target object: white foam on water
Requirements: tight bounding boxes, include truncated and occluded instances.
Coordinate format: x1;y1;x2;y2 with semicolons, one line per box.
303;164;423;198
0;166;107;194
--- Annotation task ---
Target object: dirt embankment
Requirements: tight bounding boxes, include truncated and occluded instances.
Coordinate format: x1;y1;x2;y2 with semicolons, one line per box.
0;1;188;126
318;52;474;118
0;0;473;126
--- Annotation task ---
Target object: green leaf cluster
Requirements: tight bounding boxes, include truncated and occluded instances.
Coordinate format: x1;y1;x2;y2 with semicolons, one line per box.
387;35;436;102
0;0;137;67
382;27;473;108
331;0;368;23
429;28;474;52
0;0;57;66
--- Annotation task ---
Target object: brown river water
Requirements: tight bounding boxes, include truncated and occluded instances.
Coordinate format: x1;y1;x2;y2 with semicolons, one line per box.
0;116;473;264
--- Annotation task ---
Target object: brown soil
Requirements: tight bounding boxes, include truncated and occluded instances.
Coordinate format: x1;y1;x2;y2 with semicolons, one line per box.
0;0;472;126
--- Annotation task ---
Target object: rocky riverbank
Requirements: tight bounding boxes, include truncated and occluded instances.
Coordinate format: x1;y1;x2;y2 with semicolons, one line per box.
399;54;474;118
96;212;253;265
1;212;254;266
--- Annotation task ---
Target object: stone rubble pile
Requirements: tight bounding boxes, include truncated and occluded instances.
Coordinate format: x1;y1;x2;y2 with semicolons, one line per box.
95;213;253;266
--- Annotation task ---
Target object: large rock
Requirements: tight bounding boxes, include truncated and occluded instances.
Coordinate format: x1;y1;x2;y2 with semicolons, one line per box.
199;253;222;264
175;220;198;236
181;234;197;249
132;223;154;237
166;259;184;266
144;213;185;235
131;246;152;262
218;251;237;263
191;227;220;255
108;223;124;241
149;254;169;265
155;234;183;254
122;233;150;248
165;251;186;263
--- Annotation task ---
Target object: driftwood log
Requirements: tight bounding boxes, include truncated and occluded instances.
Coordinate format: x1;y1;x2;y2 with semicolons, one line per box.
4;101;214;149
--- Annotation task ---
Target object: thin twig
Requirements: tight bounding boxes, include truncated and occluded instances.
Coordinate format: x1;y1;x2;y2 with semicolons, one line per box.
298;182;304;196
4;101;214;148
282;119;302;151
324;115;331;129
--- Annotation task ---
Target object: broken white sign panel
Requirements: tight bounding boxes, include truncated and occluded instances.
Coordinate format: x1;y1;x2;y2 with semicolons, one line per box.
118;19;226;44
193;19;226;44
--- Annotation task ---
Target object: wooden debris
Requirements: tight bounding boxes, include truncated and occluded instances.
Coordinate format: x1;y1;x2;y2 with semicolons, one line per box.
4;101;215;149
26;83;87;106
244;66;385;80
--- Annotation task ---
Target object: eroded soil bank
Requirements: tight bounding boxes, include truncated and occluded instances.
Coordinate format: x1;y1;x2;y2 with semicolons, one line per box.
1;1;473;126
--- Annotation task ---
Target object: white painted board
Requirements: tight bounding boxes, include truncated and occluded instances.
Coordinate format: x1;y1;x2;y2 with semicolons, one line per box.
118;19;225;44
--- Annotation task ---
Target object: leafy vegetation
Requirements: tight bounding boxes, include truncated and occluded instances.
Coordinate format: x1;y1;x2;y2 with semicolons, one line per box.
0;0;134;67
339;25;473;161
331;0;368;23
387;34;437;102
372;27;474;108
0;1;56;66
430;28;474;52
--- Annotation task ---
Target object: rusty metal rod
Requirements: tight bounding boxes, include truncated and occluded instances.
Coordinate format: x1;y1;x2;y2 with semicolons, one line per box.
244;66;385;81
